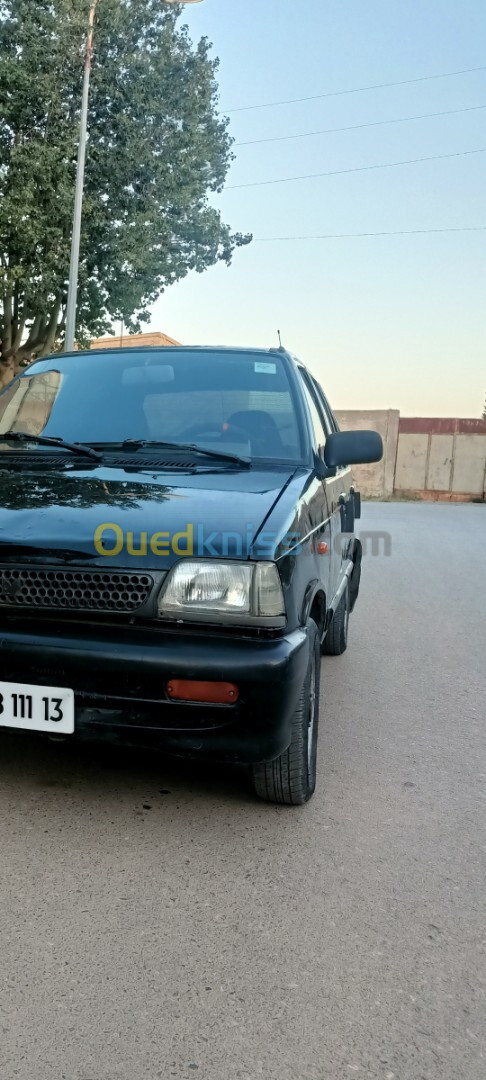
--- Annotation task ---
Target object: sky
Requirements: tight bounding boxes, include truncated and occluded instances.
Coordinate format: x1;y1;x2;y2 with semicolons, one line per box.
148;0;486;417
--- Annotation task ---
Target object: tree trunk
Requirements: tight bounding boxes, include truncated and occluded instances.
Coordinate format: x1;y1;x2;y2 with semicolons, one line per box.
0;301;65;387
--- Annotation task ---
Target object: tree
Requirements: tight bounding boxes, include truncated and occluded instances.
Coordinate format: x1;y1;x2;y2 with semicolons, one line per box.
0;0;250;384
482;394;486;421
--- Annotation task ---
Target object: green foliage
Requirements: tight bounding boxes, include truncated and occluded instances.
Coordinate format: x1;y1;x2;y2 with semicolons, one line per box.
0;0;250;375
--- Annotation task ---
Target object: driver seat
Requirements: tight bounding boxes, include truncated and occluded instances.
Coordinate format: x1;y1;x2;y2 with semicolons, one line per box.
226;410;283;457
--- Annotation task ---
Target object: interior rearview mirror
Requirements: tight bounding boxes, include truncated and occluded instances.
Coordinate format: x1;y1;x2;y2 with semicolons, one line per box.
324;430;384;469
122;365;175;387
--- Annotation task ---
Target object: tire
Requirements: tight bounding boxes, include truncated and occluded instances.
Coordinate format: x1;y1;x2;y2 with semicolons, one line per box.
323;581;350;656
251;619;320;806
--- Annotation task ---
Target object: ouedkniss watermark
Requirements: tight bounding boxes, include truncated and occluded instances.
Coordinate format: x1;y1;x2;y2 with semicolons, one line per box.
94;522;392;559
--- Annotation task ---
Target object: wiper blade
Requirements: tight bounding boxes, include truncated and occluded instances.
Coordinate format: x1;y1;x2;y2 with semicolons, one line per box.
0;432;102;461
118;440;252;468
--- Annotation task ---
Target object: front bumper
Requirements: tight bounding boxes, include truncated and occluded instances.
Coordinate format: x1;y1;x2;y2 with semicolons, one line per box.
0;619;309;764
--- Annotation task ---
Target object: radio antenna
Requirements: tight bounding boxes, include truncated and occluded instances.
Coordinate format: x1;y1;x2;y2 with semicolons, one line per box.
277;329;283;348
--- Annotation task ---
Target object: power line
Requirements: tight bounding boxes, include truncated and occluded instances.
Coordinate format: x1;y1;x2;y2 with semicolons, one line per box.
236;103;486;147
226;146;486;190
253;225;486;241
227;64;486;113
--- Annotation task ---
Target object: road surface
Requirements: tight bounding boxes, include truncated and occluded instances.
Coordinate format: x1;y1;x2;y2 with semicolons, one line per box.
0;503;485;1080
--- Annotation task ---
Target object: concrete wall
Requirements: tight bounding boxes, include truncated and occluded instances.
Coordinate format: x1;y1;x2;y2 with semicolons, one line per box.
452;435;486;495
335;412;486;500
335;410;400;497
395;418;486;500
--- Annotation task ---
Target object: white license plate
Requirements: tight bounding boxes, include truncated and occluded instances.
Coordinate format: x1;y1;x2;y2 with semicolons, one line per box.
0;681;75;735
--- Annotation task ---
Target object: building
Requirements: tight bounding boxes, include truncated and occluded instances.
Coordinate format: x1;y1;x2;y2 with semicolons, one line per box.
90;331;181;350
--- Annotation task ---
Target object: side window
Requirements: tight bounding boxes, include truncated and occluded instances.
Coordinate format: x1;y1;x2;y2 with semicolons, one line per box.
312;379;338;434
298;370;328;451
313;380;349;472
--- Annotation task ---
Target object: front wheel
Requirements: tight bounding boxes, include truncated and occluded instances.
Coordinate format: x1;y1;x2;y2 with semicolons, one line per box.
322;581;349;656
251;619;320;806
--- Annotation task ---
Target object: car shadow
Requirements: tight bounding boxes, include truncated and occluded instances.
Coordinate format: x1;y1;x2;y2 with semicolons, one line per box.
0;731;254;807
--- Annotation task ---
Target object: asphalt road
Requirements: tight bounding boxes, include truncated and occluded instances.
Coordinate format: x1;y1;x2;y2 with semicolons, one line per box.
0;503;485;1080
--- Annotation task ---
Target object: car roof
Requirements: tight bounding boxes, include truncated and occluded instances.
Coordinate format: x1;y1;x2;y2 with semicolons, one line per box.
55;344;298;362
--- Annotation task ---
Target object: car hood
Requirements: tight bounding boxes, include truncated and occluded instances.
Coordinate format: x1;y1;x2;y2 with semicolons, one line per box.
0;464;296;569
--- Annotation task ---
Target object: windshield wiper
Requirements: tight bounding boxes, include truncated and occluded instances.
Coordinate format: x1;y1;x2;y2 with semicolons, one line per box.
107;439;252;468
0;432;102;461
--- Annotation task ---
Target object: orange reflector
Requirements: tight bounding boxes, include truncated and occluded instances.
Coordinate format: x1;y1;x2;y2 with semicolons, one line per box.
317;542;328;555
167;680;239;705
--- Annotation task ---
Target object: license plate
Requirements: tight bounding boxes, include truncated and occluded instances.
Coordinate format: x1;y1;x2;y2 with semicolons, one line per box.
0;681;75;735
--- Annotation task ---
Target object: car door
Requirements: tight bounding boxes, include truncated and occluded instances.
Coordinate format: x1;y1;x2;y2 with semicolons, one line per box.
296;368;333;605
312;380;354;603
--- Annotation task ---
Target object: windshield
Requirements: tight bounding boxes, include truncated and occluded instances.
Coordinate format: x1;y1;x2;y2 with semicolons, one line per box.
0;349;303;463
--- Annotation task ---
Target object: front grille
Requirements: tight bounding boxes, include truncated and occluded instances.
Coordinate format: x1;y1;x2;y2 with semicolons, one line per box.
0;567;154;614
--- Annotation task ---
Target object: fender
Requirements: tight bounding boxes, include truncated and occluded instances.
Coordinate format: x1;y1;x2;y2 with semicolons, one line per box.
301;579;327;639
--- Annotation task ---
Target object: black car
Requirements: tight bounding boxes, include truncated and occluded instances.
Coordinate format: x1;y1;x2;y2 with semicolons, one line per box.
0;346;382;805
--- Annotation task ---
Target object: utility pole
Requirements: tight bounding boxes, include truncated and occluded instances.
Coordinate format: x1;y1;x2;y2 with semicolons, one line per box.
64;0;98;353
64;0;203;354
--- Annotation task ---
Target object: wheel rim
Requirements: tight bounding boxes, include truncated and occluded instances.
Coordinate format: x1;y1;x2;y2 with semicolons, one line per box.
307;654;317;772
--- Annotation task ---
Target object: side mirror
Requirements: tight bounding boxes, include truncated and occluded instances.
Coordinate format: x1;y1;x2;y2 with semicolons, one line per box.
324;430;383;469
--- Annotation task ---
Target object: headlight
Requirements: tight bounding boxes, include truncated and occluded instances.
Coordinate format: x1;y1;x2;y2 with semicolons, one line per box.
158;560;285;621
